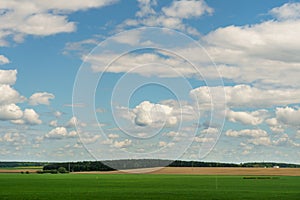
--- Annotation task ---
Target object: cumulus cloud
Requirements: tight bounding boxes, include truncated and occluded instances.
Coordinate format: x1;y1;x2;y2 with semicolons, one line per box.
0;104;23;121
28;92;55;106
201;7;300;88
190;85;300;108
76;2;300;90
53;111;62;118
132;101;174;127
226;109;268;125
11;109;42;125
162;0;213;19
49;120;58;127
194;137;214;143
0;55;10;65
225;129;268;138
79;132;101;144
135;0;157;17
1;132;26;146
88;49;199;77
270;2;300;21
0;0;118;46
276;107;300;127
113;139;132;148
226;129;271;146
119;0;212;35
272;134;289;146
45;127;68;139
0;84;25;105
23;109;42;125
247;137;272;146
65;116;86;128
201;128;219;135
45;127;77;139
265;118;284;133
0;69;47;126
108;134;119;139
0;69;17;85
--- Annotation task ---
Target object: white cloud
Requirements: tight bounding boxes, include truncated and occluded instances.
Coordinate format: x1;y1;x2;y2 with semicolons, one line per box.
63;38;99;55
136;0;157;17
165;131;179;137
265;118;284;133
53;111;62;118
45;127;77;139
113;139;132;148
0;55;10;65
66;117;77;128
226;129;272;146
132;101;174;127
194;137;214;143
158;141;167;147
248;137;272;146
0;84;25;105
79;132;101;144
23;109;42;125
270;2;300;21
118;0;211;35
202;16;300;87
201;128;219;135
296;130;300;139
11;109;42;125
49;120;58;127
226;109;267;125
225;129;268;138
272;134;289;146
69;131;78;137
45;127;68;139
0;0;118;46
88;50;198;77
108;134;119;139
276;107;300;127
0;70;17;85
28;92;55;106
190;85;300;108
0;104;23;121
1;132;26;145
162;0;213;19
65;116;86;128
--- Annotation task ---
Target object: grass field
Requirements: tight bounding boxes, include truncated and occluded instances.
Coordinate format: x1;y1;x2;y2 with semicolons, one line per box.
0;173;299;200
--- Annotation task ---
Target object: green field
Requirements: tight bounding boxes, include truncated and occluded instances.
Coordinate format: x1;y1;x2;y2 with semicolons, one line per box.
0;174;299;200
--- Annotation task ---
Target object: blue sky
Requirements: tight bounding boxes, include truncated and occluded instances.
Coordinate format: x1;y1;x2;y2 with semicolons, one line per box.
0;0;300;164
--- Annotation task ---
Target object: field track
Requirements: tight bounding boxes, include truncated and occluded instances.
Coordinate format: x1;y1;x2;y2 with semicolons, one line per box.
73;167;300;176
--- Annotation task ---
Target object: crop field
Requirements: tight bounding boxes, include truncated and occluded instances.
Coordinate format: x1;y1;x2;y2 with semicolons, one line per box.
0;173;299;200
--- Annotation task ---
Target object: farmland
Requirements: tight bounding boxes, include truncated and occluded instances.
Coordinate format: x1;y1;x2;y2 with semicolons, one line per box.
0;172;299;199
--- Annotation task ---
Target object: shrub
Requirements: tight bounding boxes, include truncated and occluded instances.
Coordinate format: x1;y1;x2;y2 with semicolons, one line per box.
58;167;68;174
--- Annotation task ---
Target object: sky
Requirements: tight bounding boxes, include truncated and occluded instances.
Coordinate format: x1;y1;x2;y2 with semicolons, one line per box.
0;0;300;164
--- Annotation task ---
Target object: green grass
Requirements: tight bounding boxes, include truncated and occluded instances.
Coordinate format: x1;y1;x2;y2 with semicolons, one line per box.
0;174;299;199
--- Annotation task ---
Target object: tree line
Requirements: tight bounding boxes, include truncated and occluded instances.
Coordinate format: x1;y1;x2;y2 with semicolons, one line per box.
42;159;300;172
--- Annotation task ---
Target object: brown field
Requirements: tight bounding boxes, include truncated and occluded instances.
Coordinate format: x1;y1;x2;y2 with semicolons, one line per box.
0;169;38;173
74;167;300;176
1;167;299;176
